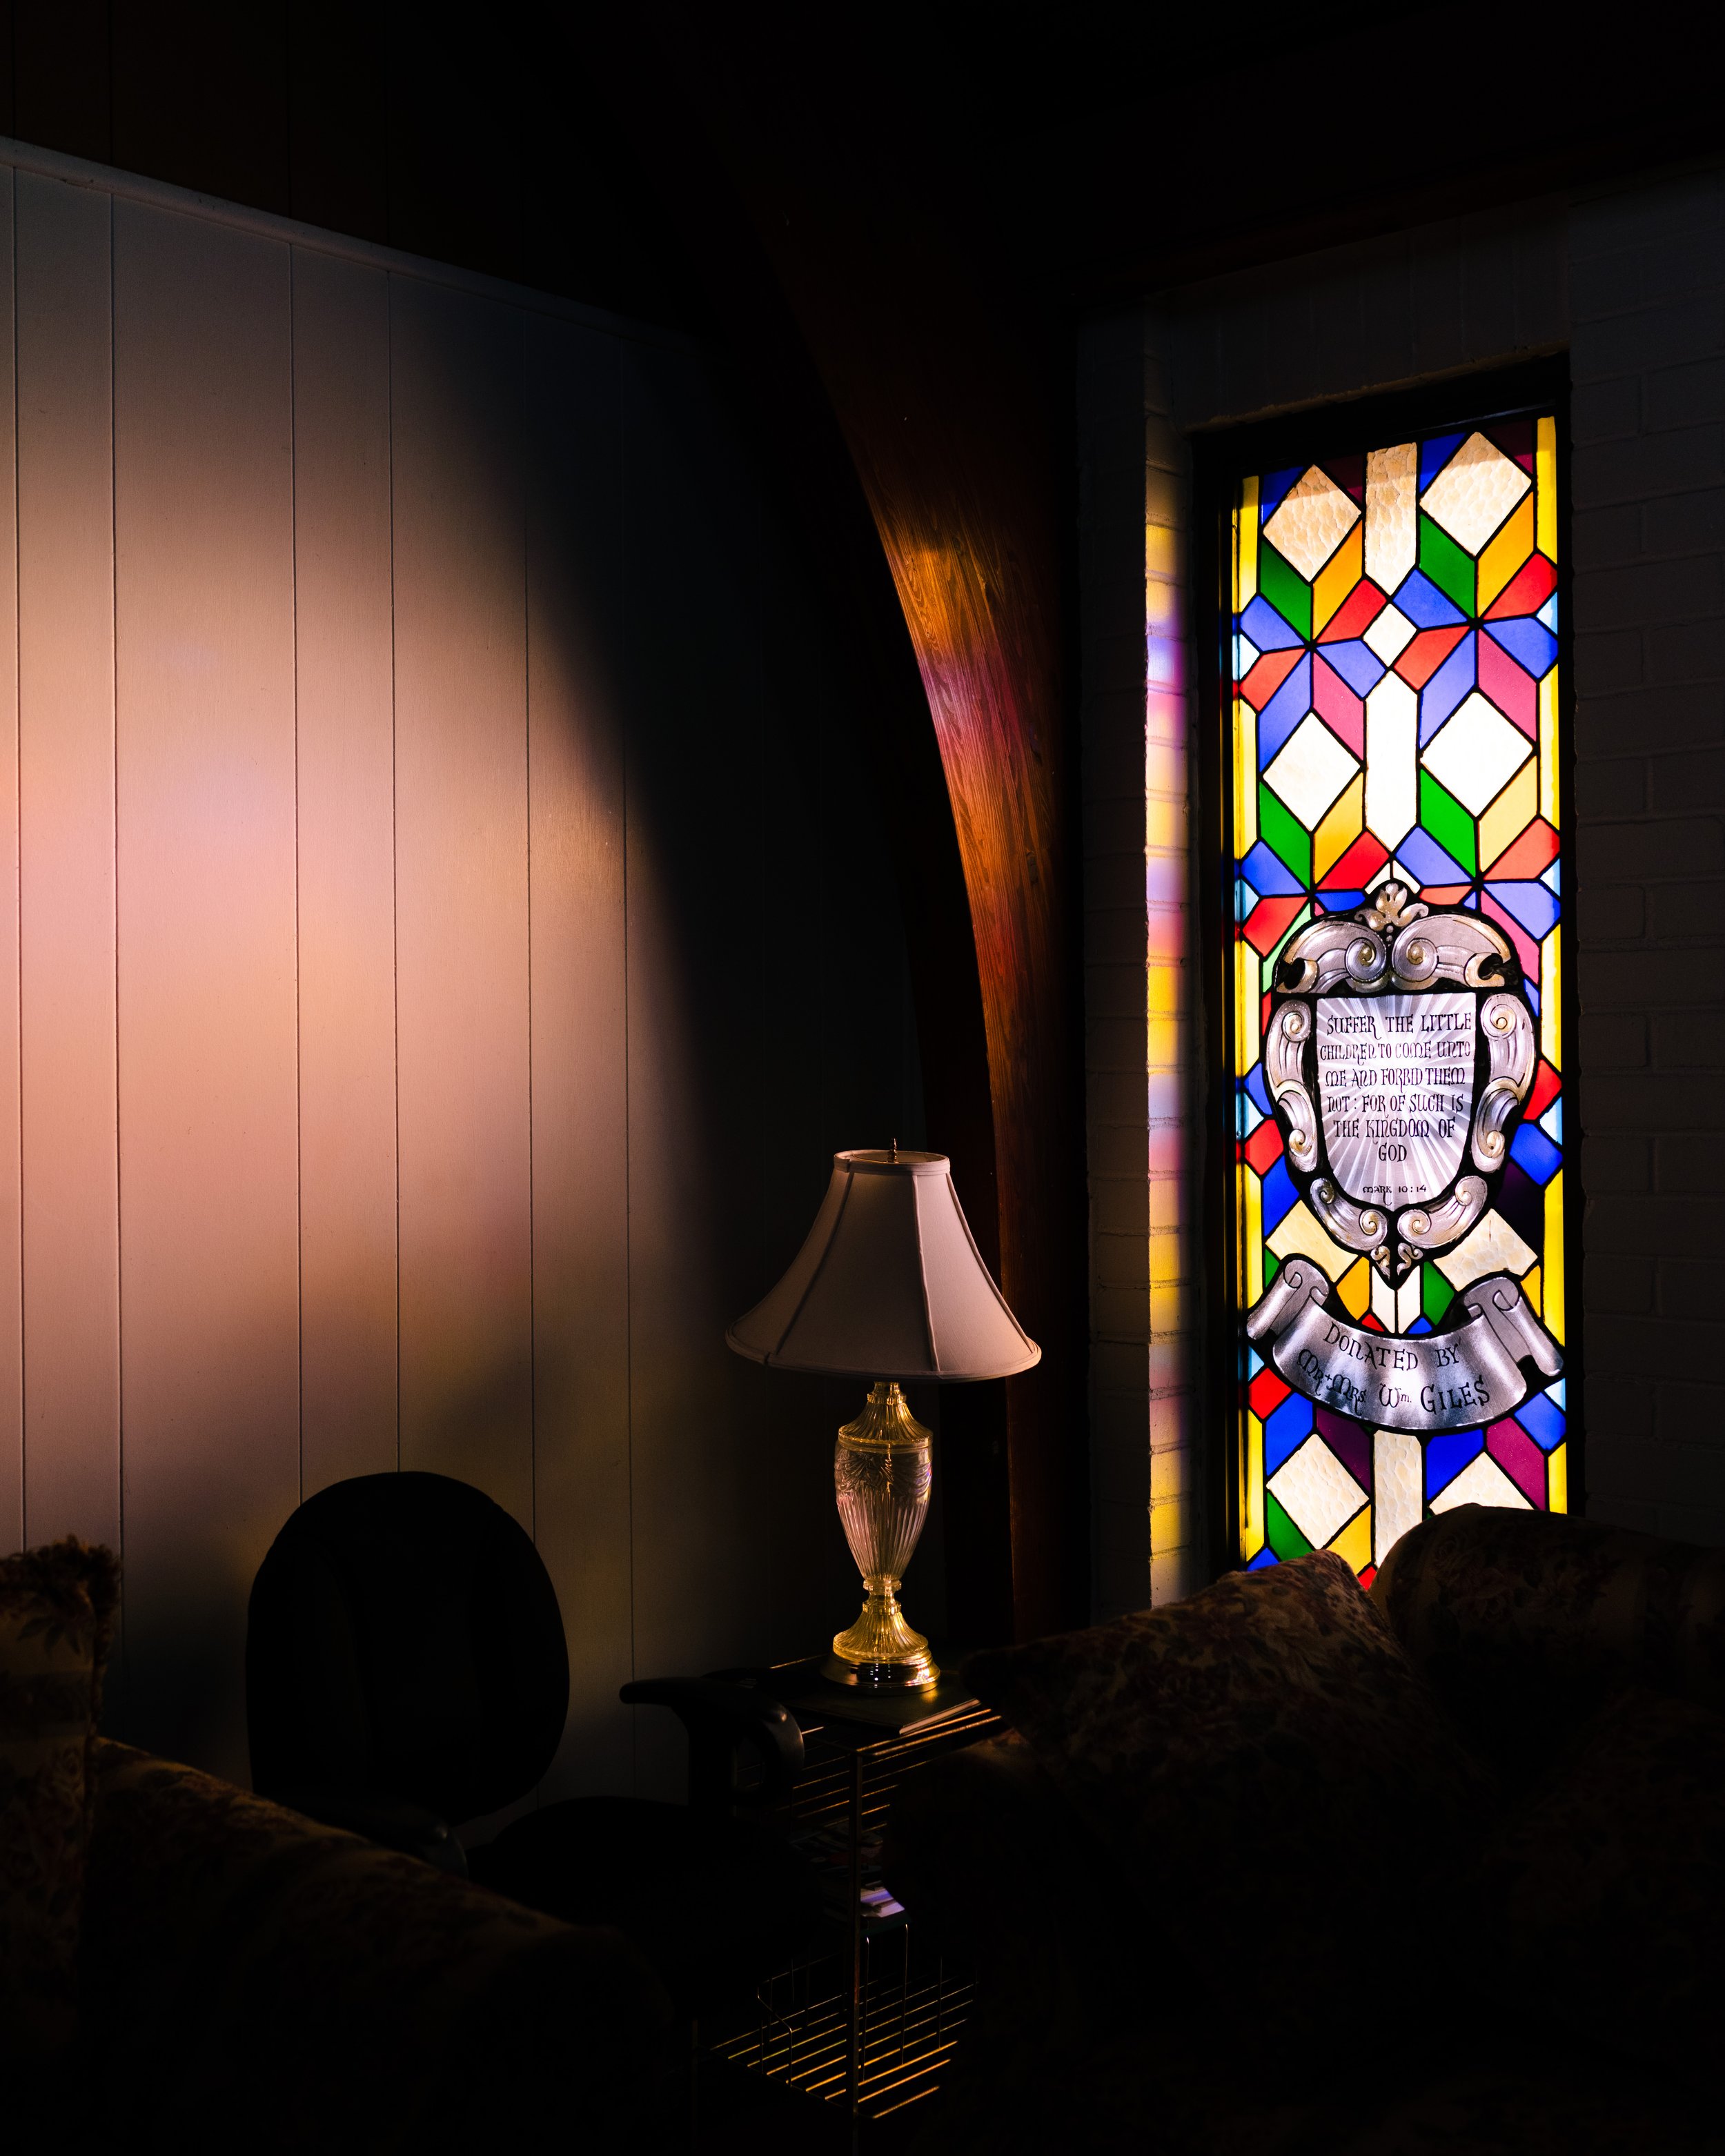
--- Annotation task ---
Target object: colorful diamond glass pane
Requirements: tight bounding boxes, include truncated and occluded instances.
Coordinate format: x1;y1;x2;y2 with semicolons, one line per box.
1222;411;1567;1583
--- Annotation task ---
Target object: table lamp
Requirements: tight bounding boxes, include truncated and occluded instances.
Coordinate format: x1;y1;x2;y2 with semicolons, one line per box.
727;1147;1040;1690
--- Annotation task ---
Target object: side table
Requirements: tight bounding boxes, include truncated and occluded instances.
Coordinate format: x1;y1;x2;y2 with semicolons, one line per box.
702;1656;1001;2142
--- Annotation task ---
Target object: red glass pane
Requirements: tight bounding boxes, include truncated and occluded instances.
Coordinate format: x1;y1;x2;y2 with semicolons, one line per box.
1394;624;1468;690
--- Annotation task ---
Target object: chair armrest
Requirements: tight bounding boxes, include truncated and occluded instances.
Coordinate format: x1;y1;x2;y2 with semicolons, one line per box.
267;1783;466;1875
81;1741;673;2153
621;1676;804;1813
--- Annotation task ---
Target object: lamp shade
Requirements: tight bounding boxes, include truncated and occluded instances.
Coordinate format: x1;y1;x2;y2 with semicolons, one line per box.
726;1150;1040;1382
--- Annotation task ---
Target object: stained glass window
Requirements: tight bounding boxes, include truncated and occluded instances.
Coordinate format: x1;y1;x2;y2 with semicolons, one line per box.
1227;417;1567;1585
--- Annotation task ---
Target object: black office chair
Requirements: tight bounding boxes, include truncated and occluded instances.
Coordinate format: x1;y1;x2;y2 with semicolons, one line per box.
246;1472;819;2012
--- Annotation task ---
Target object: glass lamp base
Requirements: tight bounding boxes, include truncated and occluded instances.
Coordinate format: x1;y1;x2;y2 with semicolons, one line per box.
828;1383;940;1690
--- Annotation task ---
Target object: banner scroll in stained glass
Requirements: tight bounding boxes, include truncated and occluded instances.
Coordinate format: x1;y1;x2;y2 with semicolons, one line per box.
1228;419;1566;1585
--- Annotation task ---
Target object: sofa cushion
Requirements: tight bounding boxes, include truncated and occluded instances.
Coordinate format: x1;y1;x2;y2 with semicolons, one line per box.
1370;1503;1725;1787
1470;1687;1725;2084
0;1539;120;2061
81;1740;673;2153
964;1551;1493;2047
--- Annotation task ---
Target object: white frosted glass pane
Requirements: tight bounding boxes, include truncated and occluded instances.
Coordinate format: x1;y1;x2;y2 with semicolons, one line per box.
1265;713;1357;828
1365;674;1417;847
1265;1195;1359;1274
1363;600;1415;664
1432;1450;1531;1513
1263;466;1360;580
1421;432;1531;555
1366;444;1417;589
1268;1434;1363;1547
1435;1209;1537;1288
1374;1428;1423;1564
1423;691;1533;815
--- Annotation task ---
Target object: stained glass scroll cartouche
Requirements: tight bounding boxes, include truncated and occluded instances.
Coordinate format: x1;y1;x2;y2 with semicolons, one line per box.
1228;420;1567;1585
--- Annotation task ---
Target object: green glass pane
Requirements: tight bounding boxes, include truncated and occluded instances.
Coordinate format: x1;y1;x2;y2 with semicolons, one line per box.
1257;542;1312;642
1265;1490;1313;1562
1257;782;1313;886
1263;1250;1281;1289
1422;1262;1455;1326
1419;512;1475;617
1419;769;1477;876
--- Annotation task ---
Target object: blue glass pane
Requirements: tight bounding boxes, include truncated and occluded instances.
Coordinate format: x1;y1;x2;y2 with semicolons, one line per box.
1248;1547;1279;1570
1259;656;1312;767
1396;826;1470;887
1488;880;1559;940
1241;593;1305;652
1484;617;1558;680
1243;840;1304;896
1260;467;1303;520
1264;1392;1315;1476
1260;1157;1298;1234
1235;876;1260;922
1420;634;1477;742
1319;638;1386;697
1510;1120;1561;1185
1245;1062;1274;1118
1392;568;1466;630
1419;433;1468;493
1236;1087;1263;1137
1426;1427;1485;1499
1518;1388;1566;1450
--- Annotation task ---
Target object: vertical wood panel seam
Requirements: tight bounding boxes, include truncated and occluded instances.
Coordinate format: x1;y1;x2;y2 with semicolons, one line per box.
8;174;20;1543
289;246;302;1507
522;306;535;1556
108;190;124;1662
619;335;635;1785
387;273;400;1476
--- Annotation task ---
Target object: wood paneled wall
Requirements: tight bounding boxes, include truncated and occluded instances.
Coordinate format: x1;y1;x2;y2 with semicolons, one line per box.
0;142;926;1798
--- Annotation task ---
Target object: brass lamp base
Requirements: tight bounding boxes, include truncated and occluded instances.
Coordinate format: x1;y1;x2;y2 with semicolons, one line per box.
822;1647;938;1690
825;1382;941;1691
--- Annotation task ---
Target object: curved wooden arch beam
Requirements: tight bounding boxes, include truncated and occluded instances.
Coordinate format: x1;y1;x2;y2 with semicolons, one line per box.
627;7;1090;1641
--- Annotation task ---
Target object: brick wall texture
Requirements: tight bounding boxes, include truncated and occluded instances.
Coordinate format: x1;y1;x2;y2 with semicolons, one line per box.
1078;164;1725;1610
1568;174;1725;1543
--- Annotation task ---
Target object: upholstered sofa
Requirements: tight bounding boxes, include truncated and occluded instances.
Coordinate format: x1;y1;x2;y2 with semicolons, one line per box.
3;1544;672;2154
885;1505;1725;2156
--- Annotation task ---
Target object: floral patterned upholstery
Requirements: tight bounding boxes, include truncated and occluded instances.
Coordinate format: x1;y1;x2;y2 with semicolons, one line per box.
2;1536;671;2147
77;1740;673;2152
963;1550;1492;2057
0;1539;119;2063
1370;1502;1725;1786
891;1515;1725;2156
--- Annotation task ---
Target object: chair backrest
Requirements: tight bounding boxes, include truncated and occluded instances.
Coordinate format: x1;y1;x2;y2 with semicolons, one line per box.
246;1471;570;1826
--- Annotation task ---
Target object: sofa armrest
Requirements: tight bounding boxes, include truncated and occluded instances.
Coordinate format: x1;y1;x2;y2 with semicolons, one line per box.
80;1741;673;2155
884;1732;1152;2027
267;1781;466;1874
